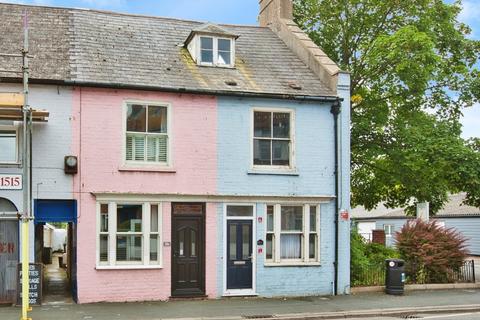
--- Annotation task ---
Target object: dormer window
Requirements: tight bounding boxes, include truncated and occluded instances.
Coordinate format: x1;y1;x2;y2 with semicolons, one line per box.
185;23;238;68
200;37;214;63
218;39;231;65
198;36;232;66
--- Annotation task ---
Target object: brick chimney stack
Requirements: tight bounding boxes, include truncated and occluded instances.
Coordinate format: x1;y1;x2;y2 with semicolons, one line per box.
259;0;293;27
257;0;343;93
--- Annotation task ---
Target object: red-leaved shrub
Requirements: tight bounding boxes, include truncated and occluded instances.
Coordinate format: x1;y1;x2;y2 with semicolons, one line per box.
395;219;469;283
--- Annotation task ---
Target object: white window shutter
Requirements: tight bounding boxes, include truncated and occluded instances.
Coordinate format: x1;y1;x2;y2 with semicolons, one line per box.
158;136;167;162
147;137;157;162
126;135;133;161
134;136;145;161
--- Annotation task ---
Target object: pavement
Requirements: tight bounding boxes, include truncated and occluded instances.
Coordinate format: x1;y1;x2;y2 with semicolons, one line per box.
43;253;74;305
472;256;480;281
0;289;479;320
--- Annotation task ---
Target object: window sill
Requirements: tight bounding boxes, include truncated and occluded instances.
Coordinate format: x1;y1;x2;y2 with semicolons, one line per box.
198;63;235;69
119;166;176;173
264;262;321;267
96;265;163;270
247;169;299;176
0;162;21;168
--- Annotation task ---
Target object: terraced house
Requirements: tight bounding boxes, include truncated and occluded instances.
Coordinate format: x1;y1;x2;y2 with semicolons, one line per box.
0;0;351;303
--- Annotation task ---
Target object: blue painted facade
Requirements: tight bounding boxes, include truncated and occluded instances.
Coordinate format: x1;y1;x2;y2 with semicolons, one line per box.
217;97;335;196
216;90;351;297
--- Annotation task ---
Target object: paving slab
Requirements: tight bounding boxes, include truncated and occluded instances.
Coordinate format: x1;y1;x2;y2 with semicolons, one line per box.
0;289;479;320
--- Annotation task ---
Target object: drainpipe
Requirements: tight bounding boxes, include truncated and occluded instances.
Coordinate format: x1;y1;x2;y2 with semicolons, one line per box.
330;99;341;296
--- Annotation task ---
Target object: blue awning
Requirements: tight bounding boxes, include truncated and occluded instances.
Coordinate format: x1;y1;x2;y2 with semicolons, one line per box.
34;199;77;223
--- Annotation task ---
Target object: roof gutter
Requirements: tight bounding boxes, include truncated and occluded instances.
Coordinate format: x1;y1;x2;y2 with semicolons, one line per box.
1;77;339;102
64;79;340;102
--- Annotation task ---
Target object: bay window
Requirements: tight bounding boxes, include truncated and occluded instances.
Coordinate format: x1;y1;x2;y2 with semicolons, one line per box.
97;202;162;268
265;204;320;265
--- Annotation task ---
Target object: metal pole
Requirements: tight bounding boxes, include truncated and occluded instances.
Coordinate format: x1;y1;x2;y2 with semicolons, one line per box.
21;9;31;320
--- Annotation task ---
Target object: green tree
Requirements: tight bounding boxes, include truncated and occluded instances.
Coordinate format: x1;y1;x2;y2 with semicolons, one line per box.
294;0;480;213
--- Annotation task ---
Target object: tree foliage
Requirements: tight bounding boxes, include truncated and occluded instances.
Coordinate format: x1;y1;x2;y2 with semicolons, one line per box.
294;0;480;213
395;219;468;283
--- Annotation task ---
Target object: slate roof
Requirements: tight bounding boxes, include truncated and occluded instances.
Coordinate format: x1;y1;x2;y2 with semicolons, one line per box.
0;4;71;81
0;3;336;98
352;194;480;219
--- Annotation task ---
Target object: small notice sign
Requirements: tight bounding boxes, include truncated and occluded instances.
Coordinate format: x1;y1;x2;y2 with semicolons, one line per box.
16;263;43;306
0;174;22;190
340;210;350;221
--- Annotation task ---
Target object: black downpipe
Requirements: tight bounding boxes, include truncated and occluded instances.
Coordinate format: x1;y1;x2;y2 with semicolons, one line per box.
331;99;341;295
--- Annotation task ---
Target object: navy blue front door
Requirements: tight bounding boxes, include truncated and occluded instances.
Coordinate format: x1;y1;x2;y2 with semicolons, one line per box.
227;220;253;290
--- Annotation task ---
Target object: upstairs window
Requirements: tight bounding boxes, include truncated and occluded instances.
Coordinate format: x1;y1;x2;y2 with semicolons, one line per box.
125;103;169;165
253;110;293;168
0;128;18;164
198;36;234;67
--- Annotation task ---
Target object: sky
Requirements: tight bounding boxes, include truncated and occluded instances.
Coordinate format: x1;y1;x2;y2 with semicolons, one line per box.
3;0;480;138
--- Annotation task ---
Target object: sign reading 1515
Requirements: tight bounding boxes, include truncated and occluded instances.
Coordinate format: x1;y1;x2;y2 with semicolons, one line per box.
0;174;22;190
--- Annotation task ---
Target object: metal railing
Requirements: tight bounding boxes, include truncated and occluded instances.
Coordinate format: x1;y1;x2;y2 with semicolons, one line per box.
352;259;475;287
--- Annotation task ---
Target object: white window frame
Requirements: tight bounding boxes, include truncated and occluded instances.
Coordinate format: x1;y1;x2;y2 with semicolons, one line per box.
122;100;172;168
0;125;19;164
251;108;296;171
265;204;320;266
383;224;394;237
96;201;163;269
197;35;235;68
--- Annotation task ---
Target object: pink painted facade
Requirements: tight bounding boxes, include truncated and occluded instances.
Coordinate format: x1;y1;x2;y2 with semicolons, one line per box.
72;87;217;303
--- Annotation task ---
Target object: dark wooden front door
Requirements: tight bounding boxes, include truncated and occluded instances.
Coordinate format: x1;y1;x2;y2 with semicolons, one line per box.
227;220;253;290
171;203;205;297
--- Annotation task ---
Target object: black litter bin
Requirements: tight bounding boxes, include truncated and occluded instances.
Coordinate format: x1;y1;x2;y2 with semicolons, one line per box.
385;259;405;295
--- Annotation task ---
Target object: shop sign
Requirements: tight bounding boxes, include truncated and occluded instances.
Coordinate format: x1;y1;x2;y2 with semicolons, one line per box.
0;242;15;254
17;263;43;306
0;174;22;190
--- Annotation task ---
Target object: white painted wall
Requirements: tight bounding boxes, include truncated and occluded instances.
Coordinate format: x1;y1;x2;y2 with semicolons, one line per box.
357;221;375;242
43;224;53;247
52;228;67;251
0;83;74;262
